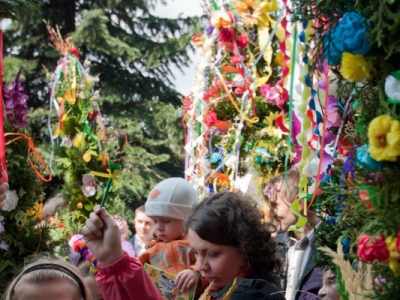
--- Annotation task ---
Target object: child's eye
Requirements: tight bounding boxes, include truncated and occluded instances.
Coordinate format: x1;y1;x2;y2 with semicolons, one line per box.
208;252;218;258
163;219;171;223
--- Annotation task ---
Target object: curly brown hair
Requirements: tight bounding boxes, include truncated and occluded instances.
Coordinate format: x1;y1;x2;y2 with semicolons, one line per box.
185;192;282;276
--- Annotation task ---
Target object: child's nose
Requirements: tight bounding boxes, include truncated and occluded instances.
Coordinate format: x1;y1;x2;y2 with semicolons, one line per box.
318;286;327;299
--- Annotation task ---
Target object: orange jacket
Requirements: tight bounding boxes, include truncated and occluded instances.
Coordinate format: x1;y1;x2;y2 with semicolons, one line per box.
138;234;196;275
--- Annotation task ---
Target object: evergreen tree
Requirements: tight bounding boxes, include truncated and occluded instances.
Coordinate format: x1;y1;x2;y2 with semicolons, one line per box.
3;0;201;208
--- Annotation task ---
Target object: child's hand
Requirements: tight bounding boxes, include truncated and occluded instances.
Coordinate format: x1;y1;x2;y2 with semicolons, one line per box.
0;182;8;209
175;269;198;293
81;205;124;265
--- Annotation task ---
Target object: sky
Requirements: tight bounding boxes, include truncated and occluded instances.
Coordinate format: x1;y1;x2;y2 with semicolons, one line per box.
152;0;204;96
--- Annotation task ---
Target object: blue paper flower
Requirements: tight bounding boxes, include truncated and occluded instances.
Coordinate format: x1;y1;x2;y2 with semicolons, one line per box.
210;152;222;164
324;12;371;66
356;144;383;171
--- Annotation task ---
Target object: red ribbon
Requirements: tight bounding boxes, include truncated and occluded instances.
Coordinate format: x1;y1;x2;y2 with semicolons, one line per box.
0;30;8;183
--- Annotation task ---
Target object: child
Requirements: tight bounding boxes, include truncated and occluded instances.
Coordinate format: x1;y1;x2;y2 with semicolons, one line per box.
183;191;285;299
113;214;136;257
4;256;92;300
139;177;200;292
78;261;104;300
82;205;163;300
318;269;340;300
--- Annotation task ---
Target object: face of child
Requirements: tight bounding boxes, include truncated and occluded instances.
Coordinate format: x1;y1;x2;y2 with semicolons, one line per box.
318;269;340;300
135;211;155;242
189;229;247;289
268;190;298;233
151;216;184;242
13;279;81;300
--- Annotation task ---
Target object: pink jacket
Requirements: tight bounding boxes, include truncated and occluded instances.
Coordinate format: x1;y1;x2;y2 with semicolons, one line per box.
96;252;162;300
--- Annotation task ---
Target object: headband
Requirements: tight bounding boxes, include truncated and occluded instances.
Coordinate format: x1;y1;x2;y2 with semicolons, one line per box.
13;263;86;300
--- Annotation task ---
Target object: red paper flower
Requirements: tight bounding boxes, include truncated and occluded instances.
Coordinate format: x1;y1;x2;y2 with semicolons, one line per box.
237;34;249;48
219;28;233;42
357;234;390;262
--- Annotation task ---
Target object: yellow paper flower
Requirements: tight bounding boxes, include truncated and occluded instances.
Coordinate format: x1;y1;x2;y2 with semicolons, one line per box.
340;52;371;82
368;115;400;161
234;0;261;27
210;11;232;28
386;236;400;273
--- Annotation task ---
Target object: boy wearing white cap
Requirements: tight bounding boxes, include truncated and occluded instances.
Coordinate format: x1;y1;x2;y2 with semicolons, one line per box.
139;177;200;293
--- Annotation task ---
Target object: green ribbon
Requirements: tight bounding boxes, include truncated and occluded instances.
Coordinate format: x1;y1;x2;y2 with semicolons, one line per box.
211;0;219;10
284;23;298;174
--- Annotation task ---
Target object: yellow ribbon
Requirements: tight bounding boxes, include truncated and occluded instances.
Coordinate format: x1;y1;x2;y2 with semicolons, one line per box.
91;169;121;188
288;199;308;233
214;69;259;123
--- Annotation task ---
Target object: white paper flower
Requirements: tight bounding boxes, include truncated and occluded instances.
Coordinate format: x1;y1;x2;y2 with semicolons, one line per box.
1;190;19;212
60;135;72;148
385;73;400;104
82;173;97;197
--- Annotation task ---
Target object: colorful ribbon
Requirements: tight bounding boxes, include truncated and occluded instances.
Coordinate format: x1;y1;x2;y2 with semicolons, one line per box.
5;133;52;182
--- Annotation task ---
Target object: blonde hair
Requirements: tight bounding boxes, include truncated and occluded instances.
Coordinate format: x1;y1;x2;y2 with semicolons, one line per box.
3;256;92;300
267;170;300;204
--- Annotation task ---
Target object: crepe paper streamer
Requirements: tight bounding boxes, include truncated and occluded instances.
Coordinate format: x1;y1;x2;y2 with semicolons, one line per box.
284;23;298;175
288;198;308;233
0;30;7;183
307;66;330;210
5;133;52;182
248;5;286;75
99;133;127;207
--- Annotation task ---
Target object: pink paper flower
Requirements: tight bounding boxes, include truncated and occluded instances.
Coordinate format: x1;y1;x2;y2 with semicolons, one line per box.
357;234;390;262
237;34;249;48
81;173;97;197
234;86;246;95
260;84;280;104
204;110;217;127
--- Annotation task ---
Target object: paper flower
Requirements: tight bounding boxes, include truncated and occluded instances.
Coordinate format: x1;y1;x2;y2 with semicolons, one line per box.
1;190;19;212
3;71;30;129
357;234;390;262
323;12;371;66
204;110;217;127
234;0;261;27
367;115;400;162
219;28;233;42
340;52;370;82
356;144;383;171
386;236;400;273
82;173;97;197
384;71;400;104
60;135;72;148
260;84;280;104
237;34;249;48
210;11;232;28
0;240;9;251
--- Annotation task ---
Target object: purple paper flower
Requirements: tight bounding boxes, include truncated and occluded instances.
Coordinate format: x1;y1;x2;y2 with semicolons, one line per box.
0;240;9;251
3;71;30;129
205;25;214;36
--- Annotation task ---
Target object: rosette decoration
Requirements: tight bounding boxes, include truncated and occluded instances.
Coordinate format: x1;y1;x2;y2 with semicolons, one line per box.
183;0;293;199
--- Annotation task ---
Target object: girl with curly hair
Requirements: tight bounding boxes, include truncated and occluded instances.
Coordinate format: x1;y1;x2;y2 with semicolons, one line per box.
186;191;284;300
